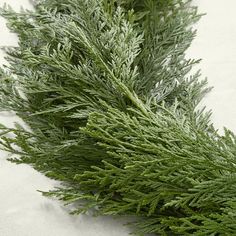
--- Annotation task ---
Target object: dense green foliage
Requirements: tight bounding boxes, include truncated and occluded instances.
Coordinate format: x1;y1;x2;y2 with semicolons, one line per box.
0;0;236;235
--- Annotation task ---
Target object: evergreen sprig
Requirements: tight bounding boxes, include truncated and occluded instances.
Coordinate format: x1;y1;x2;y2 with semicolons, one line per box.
0;0;235;235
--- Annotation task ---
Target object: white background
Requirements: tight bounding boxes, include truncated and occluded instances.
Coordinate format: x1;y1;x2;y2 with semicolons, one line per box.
0;0;235;235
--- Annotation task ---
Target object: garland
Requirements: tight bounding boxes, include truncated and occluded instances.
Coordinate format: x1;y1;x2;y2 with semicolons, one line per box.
0;0;236;235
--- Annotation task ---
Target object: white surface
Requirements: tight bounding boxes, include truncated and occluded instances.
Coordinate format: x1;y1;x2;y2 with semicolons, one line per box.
189;0;236;133
0;0;236;236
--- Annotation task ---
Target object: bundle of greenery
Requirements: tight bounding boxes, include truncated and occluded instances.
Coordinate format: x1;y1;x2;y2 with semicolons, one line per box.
1;0;236;235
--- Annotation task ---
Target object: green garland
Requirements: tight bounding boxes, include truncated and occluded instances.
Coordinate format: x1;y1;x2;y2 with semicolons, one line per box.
1;0;236;235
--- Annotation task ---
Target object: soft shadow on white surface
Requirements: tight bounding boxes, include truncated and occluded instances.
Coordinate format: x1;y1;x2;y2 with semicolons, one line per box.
0;0;236;236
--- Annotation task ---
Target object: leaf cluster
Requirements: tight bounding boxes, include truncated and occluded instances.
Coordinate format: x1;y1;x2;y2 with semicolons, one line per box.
0;0;236;235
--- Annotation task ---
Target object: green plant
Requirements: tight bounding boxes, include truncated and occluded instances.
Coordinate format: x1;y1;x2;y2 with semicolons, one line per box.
1;0;235;235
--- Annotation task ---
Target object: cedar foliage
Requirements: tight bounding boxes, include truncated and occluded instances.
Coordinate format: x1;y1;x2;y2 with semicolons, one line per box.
0;0;236;235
